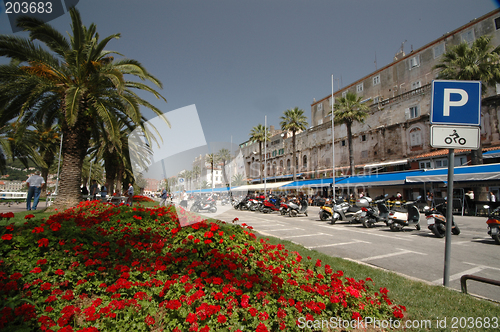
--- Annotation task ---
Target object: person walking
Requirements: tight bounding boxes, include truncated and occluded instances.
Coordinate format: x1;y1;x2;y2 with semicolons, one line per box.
100;183;108;200
26;171;45;210
180;189;188;208
126;183;134;206
89;180;98;200
159;188;167;206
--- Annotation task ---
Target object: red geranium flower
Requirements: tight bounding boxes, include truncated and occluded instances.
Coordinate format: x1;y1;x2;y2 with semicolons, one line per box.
38;238;49;247
1;234;12;241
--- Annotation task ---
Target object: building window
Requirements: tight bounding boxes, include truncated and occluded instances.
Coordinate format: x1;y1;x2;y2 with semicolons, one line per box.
342;91;347;98
435;159;448;168
373;75;380;86
361;150;368;159
329;97;334;106
419;160;432;169
409;55;420;70
318;119;323;125
411;81;421;90
495;17;500;30
303;155;307;169
361;134;366;141
317;103;323;112
374;96;381;103
433;43;445;58
341;140;346;146
356;83;363;93
409;127;422;146
461;29;474;45
408;105;420;119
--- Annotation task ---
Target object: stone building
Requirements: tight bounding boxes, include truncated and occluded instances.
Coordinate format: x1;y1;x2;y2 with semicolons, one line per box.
307;8;500;176
238;9;500;185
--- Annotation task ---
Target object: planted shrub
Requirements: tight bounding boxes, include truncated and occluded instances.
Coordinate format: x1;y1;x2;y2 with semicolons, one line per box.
0;201;404;331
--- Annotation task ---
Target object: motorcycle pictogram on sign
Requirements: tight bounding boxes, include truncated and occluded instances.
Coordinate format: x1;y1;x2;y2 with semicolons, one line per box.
444;130;466;145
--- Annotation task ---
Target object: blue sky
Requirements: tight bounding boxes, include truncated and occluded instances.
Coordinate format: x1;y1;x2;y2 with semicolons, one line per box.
1;0;499;149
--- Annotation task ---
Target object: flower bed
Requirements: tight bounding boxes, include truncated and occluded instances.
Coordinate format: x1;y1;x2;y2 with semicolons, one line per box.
0;201;405;331
132;195;155;203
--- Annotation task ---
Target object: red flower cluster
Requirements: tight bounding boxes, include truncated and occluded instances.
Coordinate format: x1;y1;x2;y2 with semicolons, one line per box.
0;200;404;331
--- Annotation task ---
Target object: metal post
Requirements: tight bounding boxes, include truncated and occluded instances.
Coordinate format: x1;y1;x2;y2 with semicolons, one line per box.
264;116;267;195
331;74;335;200
444;148;454;287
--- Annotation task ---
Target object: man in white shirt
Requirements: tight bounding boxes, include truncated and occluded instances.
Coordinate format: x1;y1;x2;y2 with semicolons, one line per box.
26;171;45;210
126;183;134;206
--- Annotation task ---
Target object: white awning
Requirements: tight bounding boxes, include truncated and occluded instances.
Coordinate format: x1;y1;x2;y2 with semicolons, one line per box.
363;159;408;169
232;181;292;191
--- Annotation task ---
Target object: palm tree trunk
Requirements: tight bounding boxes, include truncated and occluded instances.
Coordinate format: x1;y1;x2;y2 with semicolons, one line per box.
222;161;228;187
104;153;118;197
51;117;91;210
347;123;354;176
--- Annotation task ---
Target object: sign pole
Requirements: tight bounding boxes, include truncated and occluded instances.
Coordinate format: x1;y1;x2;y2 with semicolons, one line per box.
443;148;454;286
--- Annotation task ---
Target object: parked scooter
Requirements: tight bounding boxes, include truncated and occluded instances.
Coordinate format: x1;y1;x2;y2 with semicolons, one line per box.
262;196;281;214
361;194;390;228
233;196;250;210
280;201;291;215
190;196;217;213
322;197;365;224
485;205;500;244
424;202;460;238
221;196;230;206
288;199;308;217
387;198;421;231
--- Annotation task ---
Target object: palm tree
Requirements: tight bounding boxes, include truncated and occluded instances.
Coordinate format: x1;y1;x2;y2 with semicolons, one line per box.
280;107;308;181
217;148;231;187
434;35;500;166
192;165;201;189
329;92;369;176
231;173;246;186
249;124;269;183
0;8;168;210
206;153;218;188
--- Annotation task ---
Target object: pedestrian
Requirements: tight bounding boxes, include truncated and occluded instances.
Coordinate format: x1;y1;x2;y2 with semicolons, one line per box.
126;183;134;206
426;191;433;208
81;185;89;195
100;183;108;199
490;192;497;202
90;180;98;200
26;171;45;210
160;188;167;206
180;189;188;208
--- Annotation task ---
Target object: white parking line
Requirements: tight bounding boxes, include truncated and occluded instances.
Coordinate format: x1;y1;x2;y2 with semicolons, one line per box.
360;249;426;262
432;266;485;284
317;224;413;241
306;240;371;249
452;241;471;246
282;233;327;239
257;228;305;232
463;262;500;271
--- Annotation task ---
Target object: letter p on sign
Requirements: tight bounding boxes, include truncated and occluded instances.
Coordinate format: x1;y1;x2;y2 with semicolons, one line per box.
443;88;468;116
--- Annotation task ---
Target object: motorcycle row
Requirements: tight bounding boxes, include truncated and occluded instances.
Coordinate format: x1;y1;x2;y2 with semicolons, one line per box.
318;194;462;239
232;195;308;217
190;192;500;244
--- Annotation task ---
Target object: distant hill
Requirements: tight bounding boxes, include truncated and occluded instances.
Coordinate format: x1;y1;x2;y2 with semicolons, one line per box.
1;160;35;181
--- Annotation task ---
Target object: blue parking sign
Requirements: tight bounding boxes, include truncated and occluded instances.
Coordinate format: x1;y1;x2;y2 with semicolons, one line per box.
431;80;481;126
